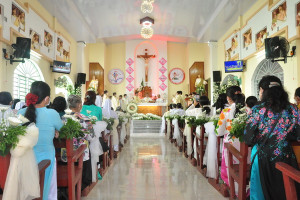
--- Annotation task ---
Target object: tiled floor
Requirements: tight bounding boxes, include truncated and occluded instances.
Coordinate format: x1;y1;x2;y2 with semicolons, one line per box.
82;137;228;200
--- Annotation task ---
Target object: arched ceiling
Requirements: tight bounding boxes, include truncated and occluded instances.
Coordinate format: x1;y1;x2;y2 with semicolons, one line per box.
38;0;257;43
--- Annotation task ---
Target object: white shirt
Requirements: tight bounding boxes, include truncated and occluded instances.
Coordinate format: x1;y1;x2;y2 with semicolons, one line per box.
95;95;102;107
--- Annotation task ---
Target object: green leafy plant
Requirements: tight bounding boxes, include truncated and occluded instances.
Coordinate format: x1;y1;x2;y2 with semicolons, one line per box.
103;118;115;130
59;118;85;139
229;107;248;142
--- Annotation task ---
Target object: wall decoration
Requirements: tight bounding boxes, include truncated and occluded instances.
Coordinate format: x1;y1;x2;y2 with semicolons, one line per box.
225;32;240;61
44;30;53;49
57;37;63;55
271;1;287;31
108;69;125;84
243;29;252;48
296;1;300;26
29;29;40;50
11;3;25;32
256;27;267;50
169;68;185;84
63;49;69;61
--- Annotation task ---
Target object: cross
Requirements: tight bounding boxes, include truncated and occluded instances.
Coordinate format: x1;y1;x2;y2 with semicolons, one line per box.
137;49;156;83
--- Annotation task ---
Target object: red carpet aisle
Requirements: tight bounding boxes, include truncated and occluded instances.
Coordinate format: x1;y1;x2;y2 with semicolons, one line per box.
82;138;227;200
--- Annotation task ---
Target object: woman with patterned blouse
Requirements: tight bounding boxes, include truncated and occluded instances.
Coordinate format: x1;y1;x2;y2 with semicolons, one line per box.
216;86;245;186
66;95;95;190
244;76;300;200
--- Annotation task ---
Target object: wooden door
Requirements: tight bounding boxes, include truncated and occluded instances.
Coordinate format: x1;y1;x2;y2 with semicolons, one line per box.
189;62;204;93
86;63;104;95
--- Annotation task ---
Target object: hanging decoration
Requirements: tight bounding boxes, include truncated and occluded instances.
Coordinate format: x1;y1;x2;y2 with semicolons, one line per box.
140;16;155;39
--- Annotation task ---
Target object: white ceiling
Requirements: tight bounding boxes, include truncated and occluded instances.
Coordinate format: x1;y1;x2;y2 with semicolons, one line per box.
37;0;257;44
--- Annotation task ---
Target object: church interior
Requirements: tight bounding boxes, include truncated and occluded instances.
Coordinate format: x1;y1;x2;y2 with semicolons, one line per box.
0;0;300;199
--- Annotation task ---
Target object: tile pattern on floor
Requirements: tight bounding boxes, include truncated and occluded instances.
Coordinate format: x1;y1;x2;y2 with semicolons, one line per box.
82;137;228;200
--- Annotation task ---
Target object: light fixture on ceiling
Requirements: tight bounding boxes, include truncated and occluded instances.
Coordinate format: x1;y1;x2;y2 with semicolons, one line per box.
140;17;154;39
141;26;154;39
141;1;153;13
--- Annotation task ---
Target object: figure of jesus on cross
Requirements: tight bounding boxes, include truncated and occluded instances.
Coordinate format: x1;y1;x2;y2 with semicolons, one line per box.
137;49;156;83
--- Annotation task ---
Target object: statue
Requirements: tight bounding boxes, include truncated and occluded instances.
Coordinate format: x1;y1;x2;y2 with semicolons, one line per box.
137;49;156;84
195;75;207;95
89;75;98;92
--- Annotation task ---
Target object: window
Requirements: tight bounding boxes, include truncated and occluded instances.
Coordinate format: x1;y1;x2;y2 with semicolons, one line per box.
13;60;44;101
251;59;283;98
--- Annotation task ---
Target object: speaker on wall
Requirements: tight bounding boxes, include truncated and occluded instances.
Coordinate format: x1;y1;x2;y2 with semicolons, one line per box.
213;71;221;82
77;73;86;84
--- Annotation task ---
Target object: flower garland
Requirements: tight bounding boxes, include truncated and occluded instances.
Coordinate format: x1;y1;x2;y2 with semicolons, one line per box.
127;102;138;114
132;113;162;120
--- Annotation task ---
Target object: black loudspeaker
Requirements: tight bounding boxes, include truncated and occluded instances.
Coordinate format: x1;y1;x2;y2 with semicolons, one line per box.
12;37;31;59
213;71;221;82
77;73;86;84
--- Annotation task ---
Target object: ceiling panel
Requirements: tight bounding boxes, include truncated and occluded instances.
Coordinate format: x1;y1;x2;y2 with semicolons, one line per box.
38;0;257;43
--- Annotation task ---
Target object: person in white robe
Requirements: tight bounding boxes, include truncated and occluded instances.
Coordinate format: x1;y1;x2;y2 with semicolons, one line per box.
95;94;103;108
102;90;108;107
155;94;164;103
111;92;119;111
102;99;119;151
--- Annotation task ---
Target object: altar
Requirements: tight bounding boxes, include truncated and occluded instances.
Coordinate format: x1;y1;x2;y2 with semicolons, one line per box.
137;103;167;116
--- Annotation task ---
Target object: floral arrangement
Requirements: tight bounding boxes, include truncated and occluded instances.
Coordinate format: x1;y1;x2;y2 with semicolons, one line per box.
212;77;240;103
186;114;210;127
118;116;125;126
0;108;29;156
209;115;220;134
60;115;85;139
132;113;162;120
127;102;138;114
228;107;248;142
103;118;115;130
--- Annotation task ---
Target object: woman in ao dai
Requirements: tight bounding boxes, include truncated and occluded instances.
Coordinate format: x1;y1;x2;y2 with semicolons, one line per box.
216;86;245;186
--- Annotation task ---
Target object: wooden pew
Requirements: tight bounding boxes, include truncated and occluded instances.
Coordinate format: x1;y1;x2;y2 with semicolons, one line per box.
170;120;175;143
208;137;230;197
99;131;109;177
54;139;86;200
276;162;300;200
178;120;185;152
117;125;122;152
0;155;50;200
225;142;249;200
190;126;197;166
194;125;208;175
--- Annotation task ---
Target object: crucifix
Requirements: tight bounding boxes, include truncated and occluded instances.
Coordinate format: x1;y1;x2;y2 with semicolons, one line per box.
137;49;156;83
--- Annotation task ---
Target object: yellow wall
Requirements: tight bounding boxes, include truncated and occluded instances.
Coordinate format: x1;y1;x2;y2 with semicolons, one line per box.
217;0;300;102
86;43;106;68
167;42;188;102
0;0;82;100
104;43;126;96
187;43;210;79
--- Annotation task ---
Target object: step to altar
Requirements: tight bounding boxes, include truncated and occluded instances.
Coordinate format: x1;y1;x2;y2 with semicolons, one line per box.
131;120;163;137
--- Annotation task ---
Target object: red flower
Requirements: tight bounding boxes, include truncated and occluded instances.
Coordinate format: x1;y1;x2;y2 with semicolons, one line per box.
26;93;39;106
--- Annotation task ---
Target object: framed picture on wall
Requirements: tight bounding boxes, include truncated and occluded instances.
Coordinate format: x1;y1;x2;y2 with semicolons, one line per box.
271;1;287;31
243;29;252;48
44;30;53;50
57;37;63;55
11;3;25;32
108;69;124;84
296;1;300;26
169;68;185;84
30;29;40;50
256;27;267;51
63;49;70;61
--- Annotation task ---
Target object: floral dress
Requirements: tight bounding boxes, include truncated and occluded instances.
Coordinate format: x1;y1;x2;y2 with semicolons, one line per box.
244;104;300;200
216;103;240;186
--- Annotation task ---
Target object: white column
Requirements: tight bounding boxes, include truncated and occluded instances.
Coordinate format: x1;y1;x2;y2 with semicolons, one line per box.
76;41;86;96
208;41;218;104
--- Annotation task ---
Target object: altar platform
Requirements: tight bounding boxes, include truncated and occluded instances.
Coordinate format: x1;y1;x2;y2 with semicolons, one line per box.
137;103;167;116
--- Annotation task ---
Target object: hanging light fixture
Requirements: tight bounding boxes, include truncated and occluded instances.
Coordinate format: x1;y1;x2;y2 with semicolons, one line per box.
140;17;154;39
141;26;154;39
141;1;153;13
